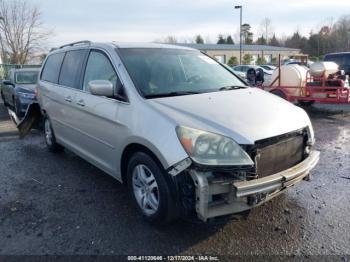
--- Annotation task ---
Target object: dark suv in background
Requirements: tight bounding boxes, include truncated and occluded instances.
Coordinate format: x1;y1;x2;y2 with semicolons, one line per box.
324;52;350;75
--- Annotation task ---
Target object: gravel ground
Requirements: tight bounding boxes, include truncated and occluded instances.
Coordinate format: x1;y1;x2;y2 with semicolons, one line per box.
0;101;349;257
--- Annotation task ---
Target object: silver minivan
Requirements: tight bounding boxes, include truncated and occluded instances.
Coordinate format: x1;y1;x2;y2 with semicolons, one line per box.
28;41;319;223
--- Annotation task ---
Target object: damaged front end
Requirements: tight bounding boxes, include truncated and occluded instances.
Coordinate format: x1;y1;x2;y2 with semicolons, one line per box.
170;128;320;222
14;102;43;138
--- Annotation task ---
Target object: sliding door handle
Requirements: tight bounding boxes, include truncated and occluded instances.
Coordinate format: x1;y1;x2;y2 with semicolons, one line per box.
76;99;85;107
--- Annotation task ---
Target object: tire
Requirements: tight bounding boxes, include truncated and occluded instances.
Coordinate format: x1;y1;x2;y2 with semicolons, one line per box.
0;91;5;104
270;89;287;100
298;100;315;107
127;152;177;224
44;116;64;153
13;98;24;118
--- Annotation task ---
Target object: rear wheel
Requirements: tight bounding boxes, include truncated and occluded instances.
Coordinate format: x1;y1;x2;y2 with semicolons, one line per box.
44;117;64;153
0;91;5;104
127;152;177;224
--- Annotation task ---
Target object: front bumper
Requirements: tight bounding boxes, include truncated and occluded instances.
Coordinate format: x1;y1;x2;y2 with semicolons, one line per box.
190;150;320;221
17;97;36;113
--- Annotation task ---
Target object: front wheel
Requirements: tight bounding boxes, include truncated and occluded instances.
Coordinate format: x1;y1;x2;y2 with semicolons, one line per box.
127;152;177;224
44;117;64;153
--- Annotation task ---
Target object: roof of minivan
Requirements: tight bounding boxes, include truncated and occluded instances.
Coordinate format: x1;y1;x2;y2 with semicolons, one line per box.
50;42;196;53
112;42;194;50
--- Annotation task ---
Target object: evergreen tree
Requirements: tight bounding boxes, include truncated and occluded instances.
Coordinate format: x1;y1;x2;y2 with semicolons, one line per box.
269;34;280;46
217;34;226;44
195;35;204;44
256;35;267;45
226;35;234;44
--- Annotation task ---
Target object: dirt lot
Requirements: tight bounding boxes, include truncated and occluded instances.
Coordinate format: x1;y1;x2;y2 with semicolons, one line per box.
0;100;349;257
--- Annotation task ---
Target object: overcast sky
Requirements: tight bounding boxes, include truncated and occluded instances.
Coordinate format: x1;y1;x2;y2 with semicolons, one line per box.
30;0;350;47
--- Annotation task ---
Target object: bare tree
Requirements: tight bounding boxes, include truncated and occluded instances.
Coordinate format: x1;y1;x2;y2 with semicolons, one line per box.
259;18;274;44
0;0;52;64
331;15;350;52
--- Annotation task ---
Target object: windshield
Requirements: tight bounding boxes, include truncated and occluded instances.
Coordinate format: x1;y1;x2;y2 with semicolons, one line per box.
118;48;246;98
15;71;39;84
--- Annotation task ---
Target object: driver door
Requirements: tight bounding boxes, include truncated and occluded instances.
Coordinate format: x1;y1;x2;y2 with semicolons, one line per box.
67;49;124;175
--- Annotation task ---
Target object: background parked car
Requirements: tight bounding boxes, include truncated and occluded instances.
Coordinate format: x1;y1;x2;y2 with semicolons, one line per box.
222;64;247;80
232;65;273;84
283;59;314;68
260;64;277;71
1;68;40;117
232;65;274;75
324;52;350;76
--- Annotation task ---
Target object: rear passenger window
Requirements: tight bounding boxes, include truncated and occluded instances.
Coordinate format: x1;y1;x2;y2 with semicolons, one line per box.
59;50;87;89
83;51;118;92
41;52;65;83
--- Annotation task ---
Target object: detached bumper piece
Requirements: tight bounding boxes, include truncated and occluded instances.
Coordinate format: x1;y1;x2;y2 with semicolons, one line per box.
190;150;320;222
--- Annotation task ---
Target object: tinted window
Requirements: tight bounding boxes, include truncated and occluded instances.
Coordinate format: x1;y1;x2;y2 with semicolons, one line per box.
83;51;118;92
59;50;87;89
41;52;65;83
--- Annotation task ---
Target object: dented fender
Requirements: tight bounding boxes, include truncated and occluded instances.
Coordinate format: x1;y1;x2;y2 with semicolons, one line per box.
16;102;43;138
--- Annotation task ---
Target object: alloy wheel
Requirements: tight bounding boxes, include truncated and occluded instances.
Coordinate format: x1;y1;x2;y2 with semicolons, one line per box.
132;164;159;215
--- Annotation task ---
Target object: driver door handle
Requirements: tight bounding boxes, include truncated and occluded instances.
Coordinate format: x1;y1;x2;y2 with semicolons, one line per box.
76;99;85;107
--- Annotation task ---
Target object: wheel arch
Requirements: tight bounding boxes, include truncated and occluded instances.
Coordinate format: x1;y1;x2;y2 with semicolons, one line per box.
120;143;167;184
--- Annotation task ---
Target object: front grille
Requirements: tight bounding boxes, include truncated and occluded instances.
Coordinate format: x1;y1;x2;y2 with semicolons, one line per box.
254;130;306;178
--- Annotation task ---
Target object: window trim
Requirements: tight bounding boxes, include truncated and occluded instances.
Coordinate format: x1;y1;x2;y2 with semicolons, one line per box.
14;71;39;85
58;49;89;90
40;51;66;84
81;48;129;103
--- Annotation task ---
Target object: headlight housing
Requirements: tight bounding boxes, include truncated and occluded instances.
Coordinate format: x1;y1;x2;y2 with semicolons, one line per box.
176;126;254;166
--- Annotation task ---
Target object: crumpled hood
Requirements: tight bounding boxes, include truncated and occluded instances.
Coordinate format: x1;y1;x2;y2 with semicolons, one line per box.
149;88;312;144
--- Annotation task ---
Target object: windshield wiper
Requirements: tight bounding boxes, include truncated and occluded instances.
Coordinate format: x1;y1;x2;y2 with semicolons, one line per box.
219;85;247;91
144;91;200;99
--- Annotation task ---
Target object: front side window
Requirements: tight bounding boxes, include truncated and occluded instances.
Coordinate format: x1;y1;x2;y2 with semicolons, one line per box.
15;71;39;84
41;52;65;83
59;50;87;89
118;48;245;98
83;51;118;92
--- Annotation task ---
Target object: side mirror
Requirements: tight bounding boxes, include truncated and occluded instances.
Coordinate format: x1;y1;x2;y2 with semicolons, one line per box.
2;80;14;87
89;80;114;97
